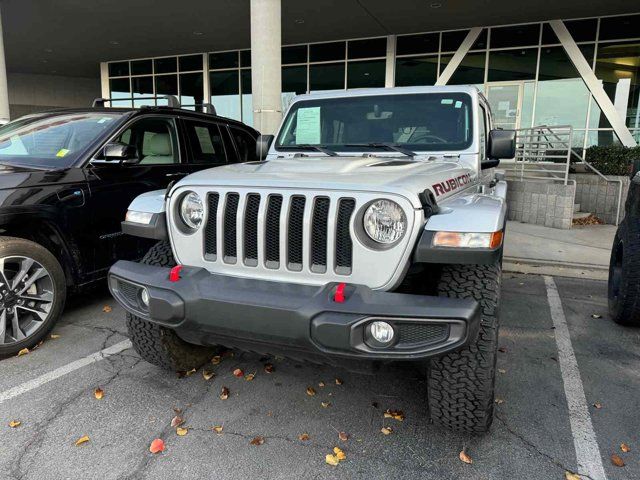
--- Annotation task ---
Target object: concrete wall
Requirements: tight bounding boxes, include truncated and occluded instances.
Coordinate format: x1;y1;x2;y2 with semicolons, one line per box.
570;173;629;225
7;73;100;119
507;179;575;229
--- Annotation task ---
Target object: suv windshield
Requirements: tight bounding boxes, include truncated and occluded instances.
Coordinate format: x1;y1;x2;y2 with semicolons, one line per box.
276;92;474;154
0;112;124;168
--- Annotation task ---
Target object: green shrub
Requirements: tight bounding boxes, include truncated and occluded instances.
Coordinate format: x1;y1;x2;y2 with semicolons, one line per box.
585;145;640;176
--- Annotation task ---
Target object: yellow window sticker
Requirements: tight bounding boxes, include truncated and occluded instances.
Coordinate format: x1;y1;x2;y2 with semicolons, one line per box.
56;148;70;158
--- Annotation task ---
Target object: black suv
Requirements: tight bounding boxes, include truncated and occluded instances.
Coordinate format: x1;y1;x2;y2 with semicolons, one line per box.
0;100;259;356
609;160;640;326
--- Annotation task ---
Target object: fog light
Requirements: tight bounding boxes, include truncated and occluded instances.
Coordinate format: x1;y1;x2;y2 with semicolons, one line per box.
139;288;150;308
369;321;395;344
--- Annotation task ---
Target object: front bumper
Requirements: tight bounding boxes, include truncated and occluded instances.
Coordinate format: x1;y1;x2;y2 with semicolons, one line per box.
108;261;481;362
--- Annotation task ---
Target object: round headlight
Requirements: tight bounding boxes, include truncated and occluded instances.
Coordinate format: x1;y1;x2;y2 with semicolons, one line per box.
179;191;203;230
363;199;406;244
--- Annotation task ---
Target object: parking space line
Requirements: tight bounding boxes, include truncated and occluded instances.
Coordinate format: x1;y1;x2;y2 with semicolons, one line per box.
544;276;607;480
0;340;132;404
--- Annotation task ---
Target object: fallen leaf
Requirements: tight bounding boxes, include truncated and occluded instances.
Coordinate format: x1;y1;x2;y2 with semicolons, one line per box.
383;409;405;421
17;348;29;357
564;471;581;480
250;436;264;446
94;388;104;400
498;347;507;353
102;305;112;313
299;433;310;441
381;426;393;435
264;363;274;373
498;368;506;374
621;443;631;453
325;454;340;466
306;387;316;396
8;420;21;428
32;341;44;350
318;382;325;387
176;427;188;436
233;368;244;378
149;438;165;454
338;431;349;441
333;447;346;461
177;368;197;378
245;373;255;381
495;398;505;404
611;454;625;467
173;407;182;414
220;386;230;400
170;416;185;428
75;435;90;446
211;356;222;365
321;401;331;408
459;449;473;464
335;378;343;385
202;370;215;381
591;314;602;319
213;425;224;434
593;402;603;409
50;334;61;339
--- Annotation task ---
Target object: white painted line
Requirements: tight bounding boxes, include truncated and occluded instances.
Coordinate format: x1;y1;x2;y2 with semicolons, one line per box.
0;339;132;404
544;276;607;480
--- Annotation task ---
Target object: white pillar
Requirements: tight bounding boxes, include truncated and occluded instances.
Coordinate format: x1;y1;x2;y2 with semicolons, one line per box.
250;0;282;134
0;5;10;122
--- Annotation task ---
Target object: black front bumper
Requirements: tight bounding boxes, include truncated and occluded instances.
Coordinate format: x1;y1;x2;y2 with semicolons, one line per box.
108;261;481;362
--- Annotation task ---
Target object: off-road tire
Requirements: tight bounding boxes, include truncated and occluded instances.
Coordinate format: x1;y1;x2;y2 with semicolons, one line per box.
608;225;640;326
427;262;501;433
0;236;66;357
126;241;214;371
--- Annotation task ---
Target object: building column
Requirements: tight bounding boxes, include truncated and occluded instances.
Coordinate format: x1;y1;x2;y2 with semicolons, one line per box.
0;5;10;122
250;0;282;134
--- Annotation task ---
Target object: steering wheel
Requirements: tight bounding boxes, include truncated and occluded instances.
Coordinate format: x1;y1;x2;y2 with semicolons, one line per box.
410;133;448;144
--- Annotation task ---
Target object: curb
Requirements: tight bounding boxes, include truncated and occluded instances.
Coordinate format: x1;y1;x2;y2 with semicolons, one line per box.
503;256;608;281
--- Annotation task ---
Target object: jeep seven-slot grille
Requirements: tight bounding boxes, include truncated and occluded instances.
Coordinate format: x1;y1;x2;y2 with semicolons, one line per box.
203;192;355;275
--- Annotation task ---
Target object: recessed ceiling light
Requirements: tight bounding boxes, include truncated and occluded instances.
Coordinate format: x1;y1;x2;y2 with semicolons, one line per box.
109;40;120;45
430;2;442;8
294;18;305;24
193;31;204;36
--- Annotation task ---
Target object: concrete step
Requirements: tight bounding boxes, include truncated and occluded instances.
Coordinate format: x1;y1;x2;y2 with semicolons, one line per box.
574;203;581;213
573;211;592;221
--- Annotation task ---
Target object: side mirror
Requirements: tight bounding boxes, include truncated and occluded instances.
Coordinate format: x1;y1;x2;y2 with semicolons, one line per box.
256;134;274;160
103;142;138;163
486;129;516;166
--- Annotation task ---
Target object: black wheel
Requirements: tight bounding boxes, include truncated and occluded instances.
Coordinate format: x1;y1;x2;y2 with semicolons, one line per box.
427;262;501;433
0;236;66;357
608;225;640;326
126;241;215;371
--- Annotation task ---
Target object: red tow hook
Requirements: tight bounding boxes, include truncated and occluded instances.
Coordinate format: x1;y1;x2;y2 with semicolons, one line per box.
334;282;347;303
169;265;183;282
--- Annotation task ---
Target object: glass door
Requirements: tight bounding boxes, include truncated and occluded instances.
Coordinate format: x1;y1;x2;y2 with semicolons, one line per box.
486;82;524;130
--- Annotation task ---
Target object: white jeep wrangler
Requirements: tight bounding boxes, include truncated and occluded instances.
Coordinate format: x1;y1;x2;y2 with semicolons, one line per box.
108;86;516;433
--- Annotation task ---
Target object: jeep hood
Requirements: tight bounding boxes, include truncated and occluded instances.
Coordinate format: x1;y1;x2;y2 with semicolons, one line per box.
175;156;477;207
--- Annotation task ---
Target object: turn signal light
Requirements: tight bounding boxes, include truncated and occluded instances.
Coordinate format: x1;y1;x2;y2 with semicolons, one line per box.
432;230;503;249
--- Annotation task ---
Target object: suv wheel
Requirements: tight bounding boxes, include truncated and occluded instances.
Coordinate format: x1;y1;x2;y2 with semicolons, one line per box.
608;225;640;326
0;236;66;357
126;241;215;371
427;262;501;433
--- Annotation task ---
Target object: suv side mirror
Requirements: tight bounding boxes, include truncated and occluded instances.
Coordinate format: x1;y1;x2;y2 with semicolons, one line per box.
103;142;138;163
256;134;274;160
486;129;516;166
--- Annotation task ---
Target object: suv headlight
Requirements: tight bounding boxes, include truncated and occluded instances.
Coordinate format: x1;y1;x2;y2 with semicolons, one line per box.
363;199;406;244
179;191;203;230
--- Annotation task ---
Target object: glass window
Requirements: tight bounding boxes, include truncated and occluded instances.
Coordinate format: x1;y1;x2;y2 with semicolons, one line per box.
347;60;386;89
542;19;598;44
310;41;346;62
471;29;488;50
441;30;469;52
183;121;227;164
229;126;258;162
113;117;179;165
348;38;387;59
154;57;177;74
309;63;345;91
109;78;131;107
155;75;178;99
395;56;438;87
132;76;154;107
240;50;251;68
180;73;204;108
209;51;239;69
275;92;474;152
396;33;439;56
283;65;307;94
599;15;640;41
585;130;621;147
210;70;240;120
179;54;203;72
241;69;253;126
490;24;540;49
282;45;308;64
131;59;152;76
108;62;129;77
487;49;537;82
478;106;487;161
441;52;486;85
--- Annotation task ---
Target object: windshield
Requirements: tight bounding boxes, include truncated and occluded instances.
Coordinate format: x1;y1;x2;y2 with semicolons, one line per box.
0;112;124;168
276;92;474;154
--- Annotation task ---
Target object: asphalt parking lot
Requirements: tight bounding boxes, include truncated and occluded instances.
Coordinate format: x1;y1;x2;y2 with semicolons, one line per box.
1;273;638;480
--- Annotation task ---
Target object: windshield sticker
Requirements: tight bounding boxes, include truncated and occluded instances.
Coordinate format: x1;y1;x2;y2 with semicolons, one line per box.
455;101;462;108
441;99;454;105
432;173;472;196
296;107;321;144
56;148;70;158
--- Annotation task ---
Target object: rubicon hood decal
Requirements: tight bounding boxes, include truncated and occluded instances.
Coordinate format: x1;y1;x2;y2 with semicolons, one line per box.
432;173;473;196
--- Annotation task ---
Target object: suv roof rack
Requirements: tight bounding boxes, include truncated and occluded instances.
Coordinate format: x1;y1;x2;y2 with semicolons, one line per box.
92;95;181;108
181;103;217;115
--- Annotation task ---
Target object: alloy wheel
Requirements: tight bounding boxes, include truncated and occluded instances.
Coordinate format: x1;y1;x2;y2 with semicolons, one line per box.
0;256;54;346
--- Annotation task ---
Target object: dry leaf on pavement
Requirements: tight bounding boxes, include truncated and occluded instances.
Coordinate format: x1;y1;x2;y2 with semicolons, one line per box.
593;402;602;409
498;368;506;374
8;420;21;428
611;454;625;467
170;416;185;428
333;447;346;461
250;436;264;445
94;388;104;400
203;370;215;381
17;348;29;357
245;373;255;381
299;433;310;441
102;305;112;313
176;427;188;436
149;438;165;454
321;401;331;408
220;386;230;400
211;356;222;365
318;382;325;387
335;378;343;385
495;398;505;404
306;387;316;396
233;368;244;378
565;472;581;480
383;409;404;421
381;426;393;435
621;443;631;453
50;334;60;339
459;449;473;464
591;314;602;319
325;454;340;466
498;347;507;353
263;363;274;373
338;431;349;441
213;425;224;434
75;435;90;446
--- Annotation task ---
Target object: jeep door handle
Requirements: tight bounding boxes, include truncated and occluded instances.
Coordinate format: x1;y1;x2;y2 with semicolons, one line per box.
165;172;188;177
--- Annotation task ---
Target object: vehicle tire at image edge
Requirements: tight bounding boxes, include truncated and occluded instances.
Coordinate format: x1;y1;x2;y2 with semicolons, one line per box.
126;240;215;371
608;225;640;326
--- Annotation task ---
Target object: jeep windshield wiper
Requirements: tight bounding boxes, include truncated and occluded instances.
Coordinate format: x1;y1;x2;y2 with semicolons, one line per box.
278;144;338;156
345;143;416;157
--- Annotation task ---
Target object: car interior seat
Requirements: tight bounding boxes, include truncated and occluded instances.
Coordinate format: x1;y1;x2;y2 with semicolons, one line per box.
141;133;174;164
